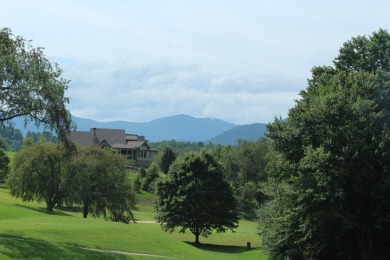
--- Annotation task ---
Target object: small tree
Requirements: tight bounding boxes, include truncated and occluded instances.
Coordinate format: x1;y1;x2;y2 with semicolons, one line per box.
142;163;159;191
68;145;136;223
159;147;176;173
133;174;141;193
155;151;239;244
8;143;69;212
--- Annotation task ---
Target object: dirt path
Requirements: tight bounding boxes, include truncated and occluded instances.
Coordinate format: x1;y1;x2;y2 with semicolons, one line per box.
73;246;173;258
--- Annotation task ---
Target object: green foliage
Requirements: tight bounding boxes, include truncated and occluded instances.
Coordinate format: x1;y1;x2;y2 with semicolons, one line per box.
8;143;69;212
260;29;390;259
0;28;72;145
26;131;57;144
138;167;146;178
159;147;176;173
22;136;33;147
0;149;10;182
0;127;23;151
68;145;136;223
334;28;390;73
155;151;239;244
211;139;271;218
141;163;159;192
149;140;215;156
133;174;141;193
0;138;7;150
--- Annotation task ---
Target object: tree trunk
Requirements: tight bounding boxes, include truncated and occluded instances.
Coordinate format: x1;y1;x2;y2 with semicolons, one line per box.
46;201;54;213
83;204;89;218
194;233;200;245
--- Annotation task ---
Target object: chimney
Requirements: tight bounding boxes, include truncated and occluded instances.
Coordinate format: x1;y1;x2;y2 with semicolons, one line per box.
92;128;97;143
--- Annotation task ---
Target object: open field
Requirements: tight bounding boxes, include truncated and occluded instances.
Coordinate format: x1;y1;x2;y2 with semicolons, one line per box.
0;187;266;259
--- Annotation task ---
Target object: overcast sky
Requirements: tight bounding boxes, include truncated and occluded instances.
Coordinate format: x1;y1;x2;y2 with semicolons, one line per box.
1;1;390;124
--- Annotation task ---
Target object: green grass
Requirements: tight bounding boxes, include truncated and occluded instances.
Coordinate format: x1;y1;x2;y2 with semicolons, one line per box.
0;187;266;259
5;151;15;160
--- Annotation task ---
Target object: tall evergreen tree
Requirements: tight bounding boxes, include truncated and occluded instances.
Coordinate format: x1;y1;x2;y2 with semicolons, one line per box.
159;147;176;174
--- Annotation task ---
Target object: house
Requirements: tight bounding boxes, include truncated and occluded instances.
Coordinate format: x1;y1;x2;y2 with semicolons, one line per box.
68;128;158;167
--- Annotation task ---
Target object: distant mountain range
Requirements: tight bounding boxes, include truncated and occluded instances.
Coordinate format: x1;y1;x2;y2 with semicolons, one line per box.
11;114;268;145
207;123;268;145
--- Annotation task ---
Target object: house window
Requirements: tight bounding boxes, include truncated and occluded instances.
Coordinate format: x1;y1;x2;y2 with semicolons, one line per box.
138;150;146;158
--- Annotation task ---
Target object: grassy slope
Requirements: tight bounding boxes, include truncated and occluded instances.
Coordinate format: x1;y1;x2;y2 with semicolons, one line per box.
0;187;266;259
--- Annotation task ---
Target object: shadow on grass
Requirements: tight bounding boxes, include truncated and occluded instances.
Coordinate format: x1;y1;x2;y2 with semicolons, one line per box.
14;204;73;217
185;242;254;254
0;235;128;260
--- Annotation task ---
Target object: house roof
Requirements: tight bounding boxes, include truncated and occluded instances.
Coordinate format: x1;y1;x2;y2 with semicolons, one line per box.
67;131;94;146
68;128;152;150
112;141;146;149
126;134;145;141
94;128;126;146
68;128;126;147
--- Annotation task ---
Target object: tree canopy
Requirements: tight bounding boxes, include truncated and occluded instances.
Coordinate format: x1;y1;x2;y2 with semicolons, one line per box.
155;151;239;244
259;29;390;259
8;143;136;222
69;145;136;223
8;143;70;212
0;28;72;143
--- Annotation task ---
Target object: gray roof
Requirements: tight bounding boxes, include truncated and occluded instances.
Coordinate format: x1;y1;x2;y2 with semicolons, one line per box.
94;128;126;146
67;131;94;146
68;128;126;147
112;141;146;149
68;128;151;150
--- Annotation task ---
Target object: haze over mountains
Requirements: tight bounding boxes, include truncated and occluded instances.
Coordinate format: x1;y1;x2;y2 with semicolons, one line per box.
12;114;268;145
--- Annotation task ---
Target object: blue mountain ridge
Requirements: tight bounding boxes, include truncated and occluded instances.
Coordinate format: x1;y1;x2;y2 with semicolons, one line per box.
10;114;267;144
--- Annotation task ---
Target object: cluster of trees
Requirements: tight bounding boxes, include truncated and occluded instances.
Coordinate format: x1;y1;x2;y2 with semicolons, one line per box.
8;143;136;223
211;139;270;219
0;127;24;151
0;127;57;151
146;142;270;220
150;140;216;155
259;29;390;259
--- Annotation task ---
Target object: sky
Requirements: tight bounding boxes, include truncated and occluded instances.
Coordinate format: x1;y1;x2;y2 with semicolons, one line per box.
1;1;390;125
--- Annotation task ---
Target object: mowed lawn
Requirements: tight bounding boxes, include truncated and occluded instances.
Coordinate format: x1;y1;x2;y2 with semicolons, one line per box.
0;187;266;259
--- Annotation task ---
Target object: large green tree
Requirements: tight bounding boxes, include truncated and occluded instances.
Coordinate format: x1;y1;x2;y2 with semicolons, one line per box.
0;28;72;143
155;151;239;244
259;29;390;259
69;145;136;223
8;143;70;212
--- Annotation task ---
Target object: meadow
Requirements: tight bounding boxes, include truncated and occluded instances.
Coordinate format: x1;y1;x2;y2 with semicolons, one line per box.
0;183;266;259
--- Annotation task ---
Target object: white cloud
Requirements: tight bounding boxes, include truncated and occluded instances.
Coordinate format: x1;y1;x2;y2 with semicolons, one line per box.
2;0;390;124
64;60;301;124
